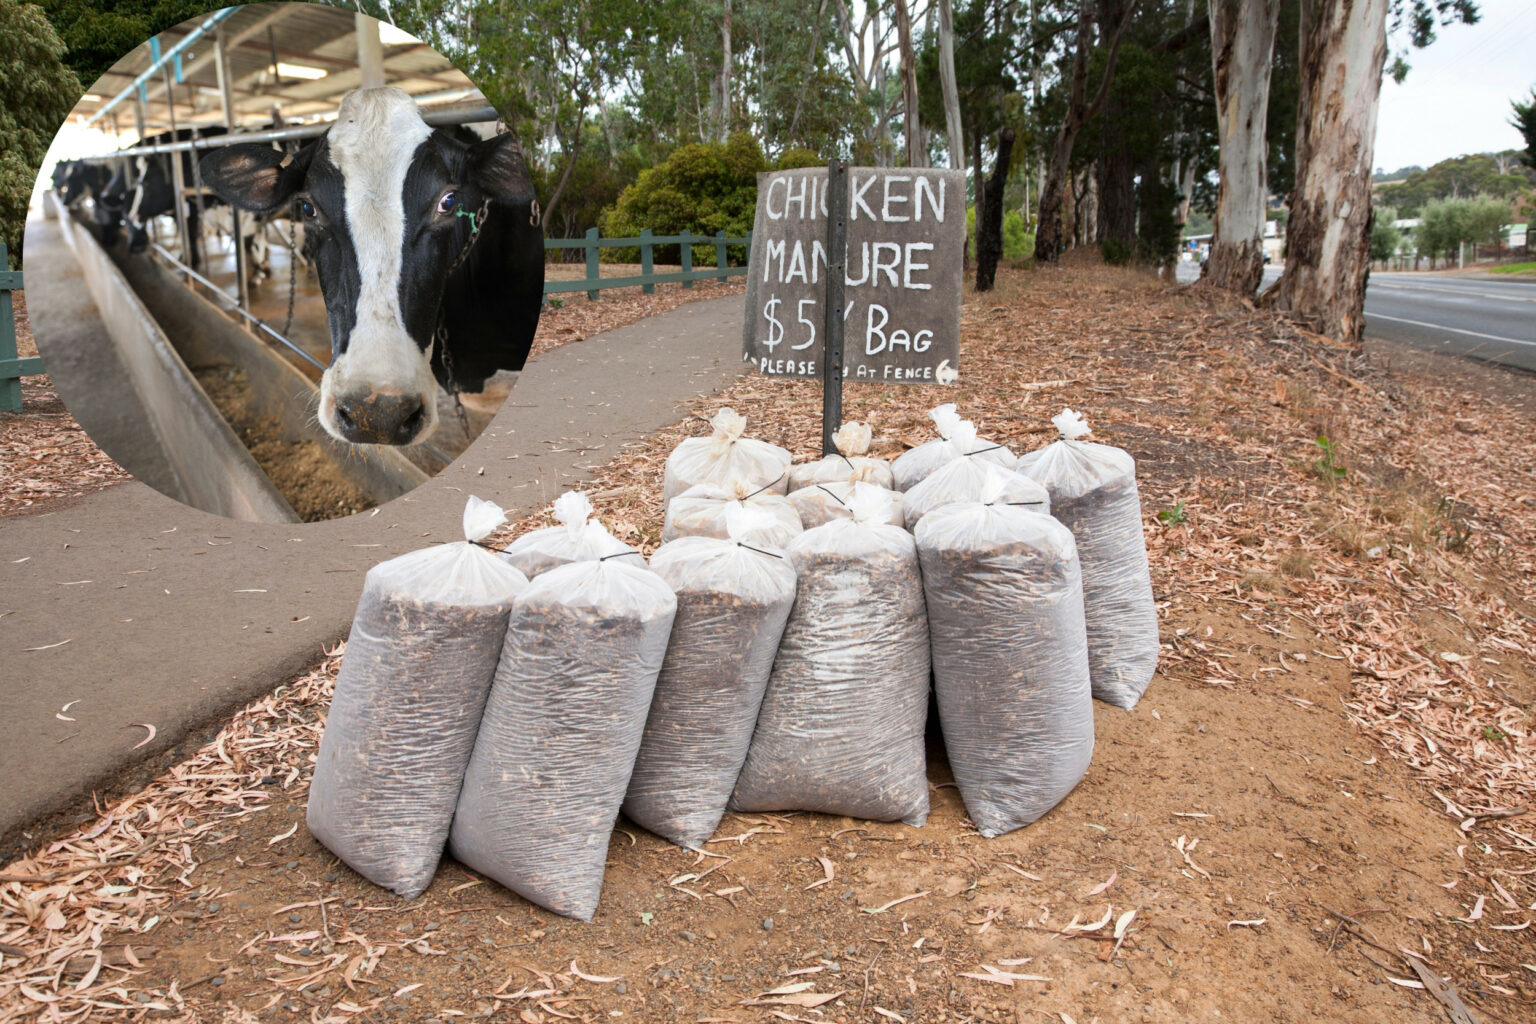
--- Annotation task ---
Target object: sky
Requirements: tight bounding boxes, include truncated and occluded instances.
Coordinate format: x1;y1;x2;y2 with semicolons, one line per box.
1373;0;1536;173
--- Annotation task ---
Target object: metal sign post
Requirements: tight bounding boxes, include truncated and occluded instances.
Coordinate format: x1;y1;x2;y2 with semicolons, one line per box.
821;159;847;455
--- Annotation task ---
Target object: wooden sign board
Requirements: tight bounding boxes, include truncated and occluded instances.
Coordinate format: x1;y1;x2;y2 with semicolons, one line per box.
743;167;965;384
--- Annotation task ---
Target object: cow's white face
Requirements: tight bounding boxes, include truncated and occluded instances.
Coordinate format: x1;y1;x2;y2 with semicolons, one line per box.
200;85;546;446
313;89;438;446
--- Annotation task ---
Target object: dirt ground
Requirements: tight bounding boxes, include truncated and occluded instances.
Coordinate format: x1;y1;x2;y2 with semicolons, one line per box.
1;261;1531;1024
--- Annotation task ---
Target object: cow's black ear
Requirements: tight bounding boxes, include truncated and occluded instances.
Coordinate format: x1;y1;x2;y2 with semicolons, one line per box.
199;143;313;216
467;132;536;211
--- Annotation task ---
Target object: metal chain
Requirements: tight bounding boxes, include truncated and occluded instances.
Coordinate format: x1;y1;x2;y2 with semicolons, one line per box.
435;197;491;439
281;217;298;340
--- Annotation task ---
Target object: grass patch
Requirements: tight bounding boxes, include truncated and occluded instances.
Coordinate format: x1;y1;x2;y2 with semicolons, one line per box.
1490;260;1536;275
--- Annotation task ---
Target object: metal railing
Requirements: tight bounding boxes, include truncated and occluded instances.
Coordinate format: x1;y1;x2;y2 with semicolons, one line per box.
544;228;752;300
0;243;41;413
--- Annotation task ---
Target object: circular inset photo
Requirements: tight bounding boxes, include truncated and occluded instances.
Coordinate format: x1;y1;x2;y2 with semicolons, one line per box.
25;2;543;523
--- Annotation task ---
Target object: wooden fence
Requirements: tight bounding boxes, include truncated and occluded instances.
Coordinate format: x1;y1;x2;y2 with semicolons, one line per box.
544;229;752;300
0;244;41;414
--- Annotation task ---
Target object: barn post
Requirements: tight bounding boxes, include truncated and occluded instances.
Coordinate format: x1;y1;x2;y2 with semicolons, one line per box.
215;20;252;333
640;228;655;294
158;43;194;275
821;159;847;455
680;229;693;287
356;13;385;90
585;227;600;301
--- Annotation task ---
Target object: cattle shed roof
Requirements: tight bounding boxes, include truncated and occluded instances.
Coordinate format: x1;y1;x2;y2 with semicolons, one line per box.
74;3;479;142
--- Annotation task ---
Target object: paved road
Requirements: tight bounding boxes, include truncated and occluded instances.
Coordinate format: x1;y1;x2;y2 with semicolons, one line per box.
1175;262;1536;371
1362;273;1536;372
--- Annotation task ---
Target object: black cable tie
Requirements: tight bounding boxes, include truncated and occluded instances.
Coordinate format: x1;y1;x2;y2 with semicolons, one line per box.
963;444;1007;457
599;549;644;562
470;538;511;553
816;484;849;507
737;541;785;559
741;474;784;501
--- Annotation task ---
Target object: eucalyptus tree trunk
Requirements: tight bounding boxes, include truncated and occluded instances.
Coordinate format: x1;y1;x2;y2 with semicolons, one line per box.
976;127;1017;291
1204;0;1281;294
1265;0;1389;348
938;0;964;174
892;0;924;166
715;0;733;142
1034;2;1135;262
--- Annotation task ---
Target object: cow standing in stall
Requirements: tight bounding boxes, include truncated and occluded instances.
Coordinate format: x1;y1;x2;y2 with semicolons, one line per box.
201;87;545;447
52;161;114;211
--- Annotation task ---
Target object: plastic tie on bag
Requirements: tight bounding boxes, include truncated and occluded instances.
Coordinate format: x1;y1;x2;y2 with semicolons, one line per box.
1054;407;1092;440
929;403;962;441
949;419;980;454
725;503;786;559
552;490;596;538
978;469;1012;507
846;481;894;525
709;407;748;445
831;421;873;457
462;495;507;543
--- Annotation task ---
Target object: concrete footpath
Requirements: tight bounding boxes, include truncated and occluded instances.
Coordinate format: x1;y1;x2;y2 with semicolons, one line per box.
0;296;746;856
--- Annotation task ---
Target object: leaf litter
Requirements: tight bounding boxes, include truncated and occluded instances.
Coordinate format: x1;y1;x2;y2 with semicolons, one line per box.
3;262;1534;1022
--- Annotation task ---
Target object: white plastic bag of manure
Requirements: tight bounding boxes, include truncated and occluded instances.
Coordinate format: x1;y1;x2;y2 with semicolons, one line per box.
788;478;904;530
307;497;529;899
730;489;931;826
500;491;644;578
891;404;1018;492
624;508;798;849
786;421;895;491
1016;409;1157;709
450;551;676;921
915;480;1094;837
902;450;1050;530
663;407;791;505
662;480;803;548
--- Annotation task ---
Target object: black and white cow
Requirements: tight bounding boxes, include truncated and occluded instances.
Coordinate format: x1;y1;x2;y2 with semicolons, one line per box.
52;160;113;210
109;127;235;267
200;87;545;447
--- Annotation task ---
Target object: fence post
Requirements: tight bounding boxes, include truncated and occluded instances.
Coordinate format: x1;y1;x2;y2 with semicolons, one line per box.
585;226;600;301
640;228;655;294
680;229;693;288
715;230;728;280
1;241;40;414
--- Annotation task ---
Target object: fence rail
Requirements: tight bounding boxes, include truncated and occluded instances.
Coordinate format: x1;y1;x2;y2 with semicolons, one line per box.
544;228;751;300
1;244;42;414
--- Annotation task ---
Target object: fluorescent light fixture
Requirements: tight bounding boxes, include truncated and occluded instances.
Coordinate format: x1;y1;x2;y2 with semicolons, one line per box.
274;62;327;81
378;23;421;46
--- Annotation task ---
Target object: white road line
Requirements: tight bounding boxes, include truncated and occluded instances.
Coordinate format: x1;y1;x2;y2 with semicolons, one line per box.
1363;311;1536;347
1368;282;1536;303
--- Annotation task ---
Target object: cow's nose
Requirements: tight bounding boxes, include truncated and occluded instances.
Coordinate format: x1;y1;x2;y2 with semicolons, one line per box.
332;391;428;445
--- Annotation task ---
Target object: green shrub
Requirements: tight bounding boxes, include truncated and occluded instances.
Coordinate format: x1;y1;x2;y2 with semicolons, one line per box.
965;206;1034;262
1100;237;1133;266
774;147;824;171
599;134;768;266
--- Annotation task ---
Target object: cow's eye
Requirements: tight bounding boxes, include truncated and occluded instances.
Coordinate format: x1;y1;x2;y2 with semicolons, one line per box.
298;199;317;220
437;191;458;215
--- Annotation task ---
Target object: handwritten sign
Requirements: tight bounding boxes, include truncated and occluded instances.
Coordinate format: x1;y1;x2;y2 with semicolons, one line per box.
743;167;964;384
